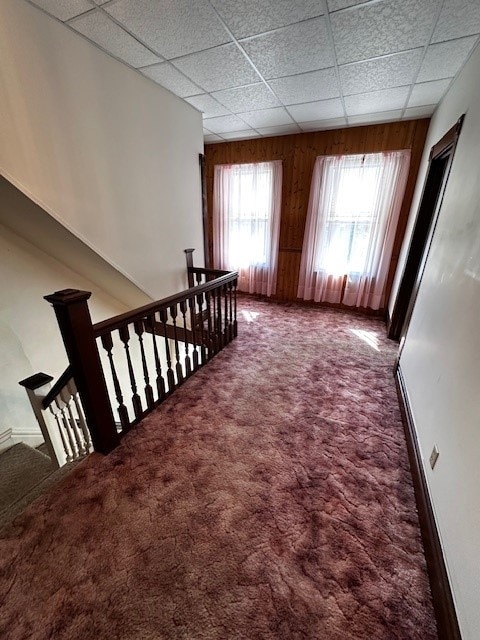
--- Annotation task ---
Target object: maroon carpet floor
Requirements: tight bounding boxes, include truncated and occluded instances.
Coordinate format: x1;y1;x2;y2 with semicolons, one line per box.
0;296;437;639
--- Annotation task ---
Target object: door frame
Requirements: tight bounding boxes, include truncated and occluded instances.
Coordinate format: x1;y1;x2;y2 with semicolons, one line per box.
388;115;464;342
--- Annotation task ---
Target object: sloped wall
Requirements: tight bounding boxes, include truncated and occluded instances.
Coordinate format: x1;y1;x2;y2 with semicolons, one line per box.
0;0;204;300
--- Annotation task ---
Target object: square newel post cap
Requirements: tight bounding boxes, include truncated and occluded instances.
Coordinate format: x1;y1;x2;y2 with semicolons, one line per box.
184;248;195;255
19;372;54;390
44;289;92;305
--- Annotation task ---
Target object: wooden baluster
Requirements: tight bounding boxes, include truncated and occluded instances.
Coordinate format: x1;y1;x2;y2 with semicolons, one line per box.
159;309;176;392
233;278;238;337
205;290;215;357
169;304;184;384
180;301;192;377
216;285;223;349
195;272;203;286
196;292;207;364
101;332;130;431
68;379;92;452
188;296;199;369
223;283;229;344
147;313;166;402
118;325;143;420
56;397;78;459
49;405;72;463
61;387;86;455
134;319;154;410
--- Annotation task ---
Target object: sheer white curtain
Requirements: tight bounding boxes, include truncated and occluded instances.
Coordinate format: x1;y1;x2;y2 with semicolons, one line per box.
213;160;282;296
297;151;410;310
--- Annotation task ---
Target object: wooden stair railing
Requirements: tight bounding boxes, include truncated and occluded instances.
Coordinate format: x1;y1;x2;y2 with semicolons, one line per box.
21;250;238;457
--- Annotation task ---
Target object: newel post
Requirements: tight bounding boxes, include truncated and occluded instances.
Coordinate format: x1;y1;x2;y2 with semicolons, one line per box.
44;289;119;454
185;248;195;288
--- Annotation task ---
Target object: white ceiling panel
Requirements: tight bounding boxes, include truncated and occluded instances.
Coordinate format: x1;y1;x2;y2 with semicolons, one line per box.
257;124;302;136
241;18;334;79
403;105;436;119
238;107;294;128
432;0;480;43
222;129;260;140
210;0;325;39
29;0;476;140
29;0;93;21
287;98;344;122
140;62;202;97
212;83;280;113
172;44;260;92
70;11;161;68
299;117;347;131
417;36;478;83
203;114;250;134
408;79;451;108
327;0;368;11
269;68;340;105
331;0;441;64
340;49;423;96
348;109;403;125
344;86;410;116
105;0;231;59
185;94;230;118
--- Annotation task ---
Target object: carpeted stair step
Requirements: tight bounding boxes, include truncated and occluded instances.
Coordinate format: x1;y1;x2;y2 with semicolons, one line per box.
0;443;79;531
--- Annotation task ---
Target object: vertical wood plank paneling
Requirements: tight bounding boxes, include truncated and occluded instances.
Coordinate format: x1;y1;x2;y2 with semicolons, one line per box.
205;120;430;308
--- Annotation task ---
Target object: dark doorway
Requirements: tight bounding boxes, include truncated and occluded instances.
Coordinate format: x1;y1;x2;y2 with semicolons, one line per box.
388;115;464;342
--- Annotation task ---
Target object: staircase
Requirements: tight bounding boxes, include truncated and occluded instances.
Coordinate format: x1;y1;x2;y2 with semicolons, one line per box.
0;442;77;530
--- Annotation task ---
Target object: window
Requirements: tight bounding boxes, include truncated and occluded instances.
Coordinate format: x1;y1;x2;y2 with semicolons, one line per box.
298;151;411;310
213;161;282;297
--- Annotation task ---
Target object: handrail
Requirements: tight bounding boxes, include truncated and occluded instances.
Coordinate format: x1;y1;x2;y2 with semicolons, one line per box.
42;365;73;409
36;248;239;456
93;270;238;337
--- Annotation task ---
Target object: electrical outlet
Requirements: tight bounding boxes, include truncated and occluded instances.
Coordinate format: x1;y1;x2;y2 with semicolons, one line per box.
429;445;439;470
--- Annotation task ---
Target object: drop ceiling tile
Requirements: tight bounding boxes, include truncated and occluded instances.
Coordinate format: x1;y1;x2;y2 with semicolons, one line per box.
417;36;478;83
203;114;250;134
212;83;280;113
348;109;403;125
241;18;334;79
408;79;451;108
105;0;231;59
344;86;410;116
403;105;436;119
69;11;161;68
238;107;294;128
203;127;213;135
340;49;423;96
269;68;339;105
327;0;369;10
222;130;260;140
287;98;344;122
91;0;110;4
210;0;325;39
299;117;347;131
204;134;224;143
433;0;480;43
331;0;441;64
185;94;230;118
140;63;202;97
29;0;93;21
257;124;302;136
172;44;260;92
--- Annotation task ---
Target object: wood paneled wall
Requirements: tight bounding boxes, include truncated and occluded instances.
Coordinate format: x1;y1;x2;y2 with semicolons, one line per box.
204;119;430;309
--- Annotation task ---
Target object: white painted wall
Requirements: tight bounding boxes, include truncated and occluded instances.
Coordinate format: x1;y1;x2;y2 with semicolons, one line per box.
0;0;204;300
0;222;128;440
395;43;480;639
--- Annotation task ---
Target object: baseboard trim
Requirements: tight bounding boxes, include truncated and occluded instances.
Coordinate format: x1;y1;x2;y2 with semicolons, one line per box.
395;365;461;640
